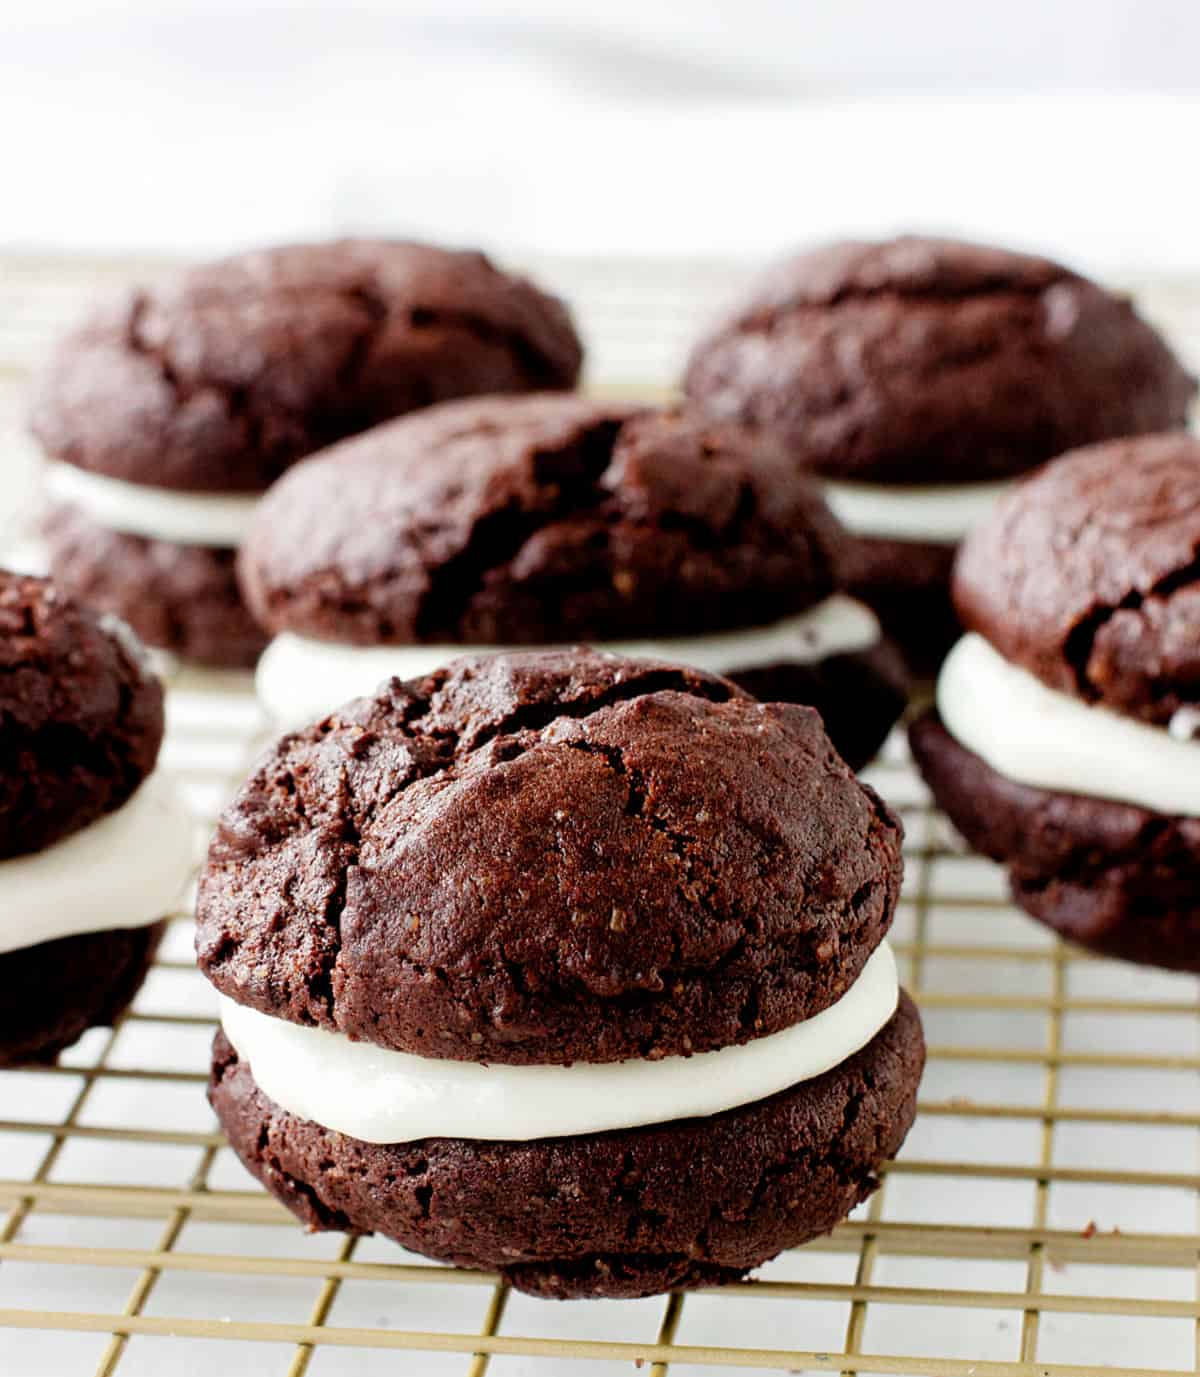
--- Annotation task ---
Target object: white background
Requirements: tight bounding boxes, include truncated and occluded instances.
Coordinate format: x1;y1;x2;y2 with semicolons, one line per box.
4;10;1200;1374
3;1;1200;273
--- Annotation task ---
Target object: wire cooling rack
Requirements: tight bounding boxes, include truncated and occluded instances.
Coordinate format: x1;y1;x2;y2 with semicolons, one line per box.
2;252;1200;1377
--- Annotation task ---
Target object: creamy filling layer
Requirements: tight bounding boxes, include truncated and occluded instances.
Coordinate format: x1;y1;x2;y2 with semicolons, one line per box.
255;592;881;727
822;477;1015;544
218;940;899;1144
47;463;261;548
0;770;194;957
938;633;1200;817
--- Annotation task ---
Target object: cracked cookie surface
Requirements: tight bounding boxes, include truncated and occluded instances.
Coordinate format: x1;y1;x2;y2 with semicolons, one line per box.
955;433;1200;724
31;239;583;493
195;649;903;1065
236;393;844;644
683;236;1194;484
0;571;163;858
208;991;923;1299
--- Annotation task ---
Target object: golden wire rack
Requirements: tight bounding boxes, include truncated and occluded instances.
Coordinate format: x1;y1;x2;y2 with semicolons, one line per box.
2;253;1200;1377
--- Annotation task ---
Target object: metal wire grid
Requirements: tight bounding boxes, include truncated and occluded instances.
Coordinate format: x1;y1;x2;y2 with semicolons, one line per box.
0;254;1199;1376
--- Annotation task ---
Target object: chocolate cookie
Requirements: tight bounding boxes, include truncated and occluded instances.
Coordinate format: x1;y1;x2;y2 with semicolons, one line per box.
0;572;163;858
43;506;268;670
201;648;922;1297
0;572;190;1065
910;434;1200;967
32;240;583;493
198;650;903;1064
954;433;1200;725
684;236;1193;484
239;395;839;643
239;393;907;767
684;236;1195;671
1;924;165;1065
32;239;583;669
210;993;923;1299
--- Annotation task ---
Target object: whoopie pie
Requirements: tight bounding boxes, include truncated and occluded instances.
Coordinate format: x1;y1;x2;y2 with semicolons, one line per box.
0;572;191;1063
198;649;924;1298
239;392;908;769
31;239;583;667
911;433;1200;967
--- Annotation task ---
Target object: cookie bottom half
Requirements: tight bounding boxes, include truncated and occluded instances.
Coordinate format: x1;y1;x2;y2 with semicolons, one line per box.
910;710;1200;969
210;993;924;1299
0;921;165;1066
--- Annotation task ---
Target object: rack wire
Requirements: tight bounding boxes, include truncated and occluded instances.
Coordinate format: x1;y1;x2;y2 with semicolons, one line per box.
1;252;1200;1376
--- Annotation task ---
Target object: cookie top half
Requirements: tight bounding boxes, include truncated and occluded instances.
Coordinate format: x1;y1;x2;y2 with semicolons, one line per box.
237;393;844;645
0;572;164;858
954;433;1200;725
196;649;903;1065
31;239;583;493
684;236;1194;484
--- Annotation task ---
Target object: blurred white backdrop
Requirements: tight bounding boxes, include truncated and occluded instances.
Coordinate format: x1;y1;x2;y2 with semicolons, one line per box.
3;1;1200;270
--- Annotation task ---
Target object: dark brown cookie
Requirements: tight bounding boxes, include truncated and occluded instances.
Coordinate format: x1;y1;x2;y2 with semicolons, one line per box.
209;991;923;1299
684;236;1194;484
910;711;1200;969
0;571;164;859
0;922;165;1066
31;240;583;493
44;504;269;670
196;649;903;1065
238;394;844;644
955;433;1200;725
238;393;907;761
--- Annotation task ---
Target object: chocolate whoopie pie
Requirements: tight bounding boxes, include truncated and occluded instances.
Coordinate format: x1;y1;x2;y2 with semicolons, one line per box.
31;240;583;668
0;572;192;1064
239;392;907;770
910;433;1200;968
684;236;1195;673
198;649;924;1299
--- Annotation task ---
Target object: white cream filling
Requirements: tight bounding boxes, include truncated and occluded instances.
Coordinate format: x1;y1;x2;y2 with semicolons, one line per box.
218;940;898;1144
822;477;1015;544
0;770;194;956
47;463;260;548
938;633;1200;817
255;592;881;727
